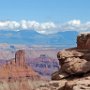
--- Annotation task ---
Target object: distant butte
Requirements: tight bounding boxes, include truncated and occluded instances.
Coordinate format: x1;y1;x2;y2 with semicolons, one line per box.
0;50;40;80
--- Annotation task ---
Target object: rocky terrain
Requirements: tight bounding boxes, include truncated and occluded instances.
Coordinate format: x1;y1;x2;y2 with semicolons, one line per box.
51;33;90;90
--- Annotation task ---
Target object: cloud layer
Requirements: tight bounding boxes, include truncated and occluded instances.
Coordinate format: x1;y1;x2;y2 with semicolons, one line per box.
0;20;90;34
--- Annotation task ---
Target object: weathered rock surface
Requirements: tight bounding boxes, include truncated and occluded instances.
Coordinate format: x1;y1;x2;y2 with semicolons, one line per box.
61;76;90;90
15;50;26;67
77;33;90;49
61;57;90;74
51;33;90;90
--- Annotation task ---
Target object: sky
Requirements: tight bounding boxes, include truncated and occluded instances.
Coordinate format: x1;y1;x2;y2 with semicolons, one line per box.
0;0;89;45
0;0;90;22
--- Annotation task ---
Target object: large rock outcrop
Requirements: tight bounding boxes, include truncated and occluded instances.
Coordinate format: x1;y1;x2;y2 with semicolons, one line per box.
51;33;90;90
77;33;90;49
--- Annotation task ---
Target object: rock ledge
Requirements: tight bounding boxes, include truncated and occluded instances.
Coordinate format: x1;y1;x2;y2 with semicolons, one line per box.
51;33;90;90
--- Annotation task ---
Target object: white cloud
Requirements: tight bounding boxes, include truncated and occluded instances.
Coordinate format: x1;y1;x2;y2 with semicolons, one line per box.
0;21;20;30
0;20;90;34
68;20;81;25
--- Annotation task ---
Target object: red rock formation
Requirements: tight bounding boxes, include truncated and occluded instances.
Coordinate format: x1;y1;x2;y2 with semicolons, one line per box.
15;50;25;67
77;33;90;49
0;50;40;80
51;33;90;90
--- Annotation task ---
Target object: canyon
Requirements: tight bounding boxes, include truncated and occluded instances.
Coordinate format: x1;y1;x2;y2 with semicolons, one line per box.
0;46;59;90
0;33;90;90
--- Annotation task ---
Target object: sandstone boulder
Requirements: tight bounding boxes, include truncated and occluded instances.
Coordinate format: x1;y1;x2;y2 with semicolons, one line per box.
57;50;83;66
61;58;90;74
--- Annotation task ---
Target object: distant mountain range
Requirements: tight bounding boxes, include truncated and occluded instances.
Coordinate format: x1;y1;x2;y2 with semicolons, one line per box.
0;30;78;46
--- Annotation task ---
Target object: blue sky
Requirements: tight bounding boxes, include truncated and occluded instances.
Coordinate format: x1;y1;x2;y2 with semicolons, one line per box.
0;0;90;22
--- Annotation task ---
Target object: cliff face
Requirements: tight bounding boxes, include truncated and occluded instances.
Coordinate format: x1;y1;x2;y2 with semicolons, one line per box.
77;33;90;49
15;50;26;67
0;50;40;80
51;33;90;90
27;54;59;79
